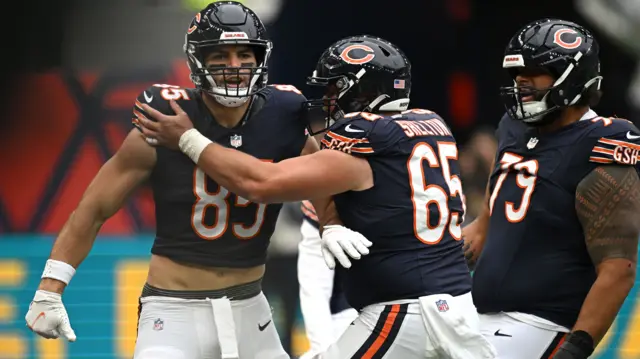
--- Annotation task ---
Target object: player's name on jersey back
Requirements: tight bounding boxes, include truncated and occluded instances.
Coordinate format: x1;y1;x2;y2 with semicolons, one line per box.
394;118;452;138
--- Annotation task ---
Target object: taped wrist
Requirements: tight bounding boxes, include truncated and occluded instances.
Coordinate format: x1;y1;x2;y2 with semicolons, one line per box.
179;129;212;163
41;259;76;285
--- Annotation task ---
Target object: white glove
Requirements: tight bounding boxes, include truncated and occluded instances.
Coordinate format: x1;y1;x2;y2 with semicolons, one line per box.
25;290;76;341
321;225;373;269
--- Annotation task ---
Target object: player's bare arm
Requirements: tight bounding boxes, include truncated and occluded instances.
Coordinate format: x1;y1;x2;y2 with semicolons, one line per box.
462;157;495;270
41;130;156;293
25;129;155;341
299;136;343;229
138;100;372;202
201;141;371;203
573;165;640;346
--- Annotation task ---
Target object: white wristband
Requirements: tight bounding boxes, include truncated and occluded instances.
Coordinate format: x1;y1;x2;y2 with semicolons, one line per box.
179;129;213;163
41;259;76;285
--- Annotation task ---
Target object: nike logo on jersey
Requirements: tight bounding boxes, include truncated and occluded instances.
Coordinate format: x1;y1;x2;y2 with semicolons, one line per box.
494;329;512;337
626;131;640;140
345;124;365;133
258;319;272;331
144;91;153;103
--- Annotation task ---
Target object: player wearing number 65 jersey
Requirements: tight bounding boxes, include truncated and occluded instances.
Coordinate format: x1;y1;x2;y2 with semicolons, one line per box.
136;35;497;359
24;2;330;359
463;19;640;359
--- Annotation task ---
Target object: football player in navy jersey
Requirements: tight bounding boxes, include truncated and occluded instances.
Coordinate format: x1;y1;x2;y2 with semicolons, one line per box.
24;2;337;358
139;35;496;359
462;18;640;359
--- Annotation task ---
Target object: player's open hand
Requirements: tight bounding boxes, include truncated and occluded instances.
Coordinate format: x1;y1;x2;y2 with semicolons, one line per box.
321;225;373;269
138;100;194;150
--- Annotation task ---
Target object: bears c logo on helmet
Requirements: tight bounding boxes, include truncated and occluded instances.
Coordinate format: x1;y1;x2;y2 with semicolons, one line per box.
553;29;582;50
340;45;375;65
187;13;201;34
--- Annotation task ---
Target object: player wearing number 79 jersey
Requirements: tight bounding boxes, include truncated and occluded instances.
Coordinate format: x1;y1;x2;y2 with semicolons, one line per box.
155;35;496;359
465;19;640;359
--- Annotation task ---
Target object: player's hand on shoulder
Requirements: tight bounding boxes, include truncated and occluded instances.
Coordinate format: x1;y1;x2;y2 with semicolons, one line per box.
137;98;194;150
25;290;76;342
321;225;373;269
133;84;195;149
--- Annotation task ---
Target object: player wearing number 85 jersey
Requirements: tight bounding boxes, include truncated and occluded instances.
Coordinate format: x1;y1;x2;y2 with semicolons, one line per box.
463;19;640;359
24;2;331;359
137;35;496;359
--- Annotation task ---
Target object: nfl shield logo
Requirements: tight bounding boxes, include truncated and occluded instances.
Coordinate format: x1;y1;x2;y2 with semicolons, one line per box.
436;299;449;312
153;318;164;331
230;134;243;148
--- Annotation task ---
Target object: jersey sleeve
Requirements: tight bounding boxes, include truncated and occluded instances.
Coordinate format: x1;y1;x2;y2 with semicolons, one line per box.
131;84;182;132
267;84;310;156
586;118;640;168
320;112;401;157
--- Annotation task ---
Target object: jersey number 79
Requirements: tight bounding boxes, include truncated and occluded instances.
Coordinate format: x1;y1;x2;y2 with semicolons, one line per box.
489;152;539;223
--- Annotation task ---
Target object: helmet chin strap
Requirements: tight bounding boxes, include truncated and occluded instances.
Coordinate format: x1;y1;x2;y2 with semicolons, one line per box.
211;88;251;107
516;93;549;123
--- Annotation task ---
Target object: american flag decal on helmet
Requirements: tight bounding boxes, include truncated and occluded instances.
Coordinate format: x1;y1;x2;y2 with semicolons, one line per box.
394;79;405;89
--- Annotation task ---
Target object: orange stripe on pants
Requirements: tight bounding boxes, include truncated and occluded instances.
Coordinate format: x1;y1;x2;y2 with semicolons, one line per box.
361;304;401;359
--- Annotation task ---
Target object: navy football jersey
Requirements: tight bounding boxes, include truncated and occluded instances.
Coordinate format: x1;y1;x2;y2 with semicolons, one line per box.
300;200;351;314
132;84;308;268
473;112;640;328
321;109;472;310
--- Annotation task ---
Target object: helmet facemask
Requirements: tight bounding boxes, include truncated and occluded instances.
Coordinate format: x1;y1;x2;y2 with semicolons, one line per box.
185;39;272;107
304;69;367;136
500;51;603;126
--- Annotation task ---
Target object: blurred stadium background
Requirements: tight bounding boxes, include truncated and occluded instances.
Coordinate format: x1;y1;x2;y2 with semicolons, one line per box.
0;0;639;358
